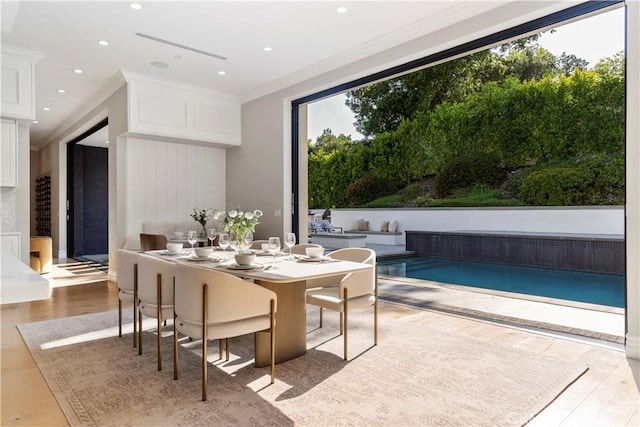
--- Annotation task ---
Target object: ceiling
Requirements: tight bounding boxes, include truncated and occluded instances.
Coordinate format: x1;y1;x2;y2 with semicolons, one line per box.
2;1;573;149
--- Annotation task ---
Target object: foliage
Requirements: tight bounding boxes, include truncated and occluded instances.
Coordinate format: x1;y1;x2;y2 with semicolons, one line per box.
434;151;505;197
360;194;406;208
308;44;624;208
190;207;213;229
519;166;595;205
213;208;263;252
427;184;522;207
345;175;400;206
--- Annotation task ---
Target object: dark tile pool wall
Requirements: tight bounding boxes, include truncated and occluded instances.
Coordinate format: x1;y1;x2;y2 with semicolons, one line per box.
406;231;624;274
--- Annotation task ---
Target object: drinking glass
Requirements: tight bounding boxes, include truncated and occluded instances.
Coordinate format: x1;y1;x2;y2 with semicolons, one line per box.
285;232;296;259
267;236;281;269
243;231;253;253
218;233;229;259
229;234;239;253
187;230;198;251
208;228;216;247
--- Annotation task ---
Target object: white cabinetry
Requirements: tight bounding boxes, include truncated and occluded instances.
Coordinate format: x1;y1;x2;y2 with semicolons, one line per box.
124;71;241;146
1;47;41;120
0;232;21;257
1;119;17;187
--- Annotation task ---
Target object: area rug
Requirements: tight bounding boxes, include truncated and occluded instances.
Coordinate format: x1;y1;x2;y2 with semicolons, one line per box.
18;303;587;426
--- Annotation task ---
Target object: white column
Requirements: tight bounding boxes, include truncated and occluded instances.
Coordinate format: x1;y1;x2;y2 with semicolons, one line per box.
625;0;640;361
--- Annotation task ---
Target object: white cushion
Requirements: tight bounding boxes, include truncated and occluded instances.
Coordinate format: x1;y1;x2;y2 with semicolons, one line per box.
388;220;399;233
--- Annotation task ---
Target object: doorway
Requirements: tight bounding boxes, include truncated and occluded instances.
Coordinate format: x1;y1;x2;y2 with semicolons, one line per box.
66;118;109;265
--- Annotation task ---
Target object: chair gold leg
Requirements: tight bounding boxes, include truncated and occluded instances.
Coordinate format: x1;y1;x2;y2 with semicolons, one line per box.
270;299;275;384
138;305;143;356
133;264;138;348
219;340;223;359
319;307;323;328
157;273;162;371
202;284;208;401
118;299;122;337
339;312;343;335
225;338;230;361
343;288;348;361
374;265;378;346
173;281;178;380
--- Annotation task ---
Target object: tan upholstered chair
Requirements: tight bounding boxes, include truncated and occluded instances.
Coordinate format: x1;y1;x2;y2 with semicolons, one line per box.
116;249;139;347
306;247;377;360
173;263;277;401
137;253;175;371
290;243;322;256
29;236;52;274
250;239;269;250
140;233;168;251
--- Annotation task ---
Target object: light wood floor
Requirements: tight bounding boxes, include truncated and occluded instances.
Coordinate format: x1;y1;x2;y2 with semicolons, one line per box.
1;280;639;426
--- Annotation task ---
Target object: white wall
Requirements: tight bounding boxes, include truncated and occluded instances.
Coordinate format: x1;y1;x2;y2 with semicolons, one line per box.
330;207;624;242
121;137;225;245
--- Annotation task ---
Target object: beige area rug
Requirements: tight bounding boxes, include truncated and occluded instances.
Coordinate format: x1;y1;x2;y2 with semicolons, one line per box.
49;261;108;288
18;302;587;427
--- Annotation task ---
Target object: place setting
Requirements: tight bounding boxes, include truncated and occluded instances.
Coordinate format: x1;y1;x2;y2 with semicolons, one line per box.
296;246;336;263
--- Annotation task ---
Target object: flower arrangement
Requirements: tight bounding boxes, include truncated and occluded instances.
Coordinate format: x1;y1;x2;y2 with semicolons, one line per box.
190;207;213;236
213;208;263;253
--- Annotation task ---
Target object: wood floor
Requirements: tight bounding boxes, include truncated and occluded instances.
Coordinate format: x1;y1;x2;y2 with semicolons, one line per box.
1;280;639;426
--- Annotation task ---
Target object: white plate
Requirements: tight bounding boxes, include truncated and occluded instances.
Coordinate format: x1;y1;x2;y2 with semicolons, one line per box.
188;256;217;262
297;256;331;263
163;250;185;256
226;263;261;270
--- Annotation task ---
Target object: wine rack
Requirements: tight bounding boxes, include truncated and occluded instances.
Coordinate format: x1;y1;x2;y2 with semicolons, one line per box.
35;176;51;236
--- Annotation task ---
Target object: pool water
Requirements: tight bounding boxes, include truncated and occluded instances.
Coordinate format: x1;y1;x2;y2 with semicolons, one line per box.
377;256;624;308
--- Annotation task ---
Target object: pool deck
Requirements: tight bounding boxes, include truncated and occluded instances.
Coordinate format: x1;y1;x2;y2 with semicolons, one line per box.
363;244;625;346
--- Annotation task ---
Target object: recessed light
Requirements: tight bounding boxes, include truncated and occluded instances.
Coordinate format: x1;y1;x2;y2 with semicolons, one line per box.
105;140;109;144
218;71;226;76
337;7;347;14
74;68;83;74
57;89;66;94
43;107;50;111
150;61;169;69
33;120;39;124
130;3;142;10
98;40;109;46
263;46;272;52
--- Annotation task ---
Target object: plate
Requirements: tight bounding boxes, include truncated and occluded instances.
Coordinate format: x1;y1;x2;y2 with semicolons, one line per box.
163;250;185;256
297;256;331;263
226;263;262;270
188;256;217;262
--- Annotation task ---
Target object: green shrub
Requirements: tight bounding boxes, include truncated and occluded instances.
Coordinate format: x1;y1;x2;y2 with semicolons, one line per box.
573;153;624;204
428;184;522;207
345;175;400;206
519;166;595;205
435;151;505;197
361;194;406;208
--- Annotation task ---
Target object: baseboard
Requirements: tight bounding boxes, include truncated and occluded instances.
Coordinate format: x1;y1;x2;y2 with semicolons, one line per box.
107;270;117;282
626;333;640;360
56;249;67;259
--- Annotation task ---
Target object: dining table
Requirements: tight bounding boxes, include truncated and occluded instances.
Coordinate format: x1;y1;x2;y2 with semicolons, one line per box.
145;248;374;367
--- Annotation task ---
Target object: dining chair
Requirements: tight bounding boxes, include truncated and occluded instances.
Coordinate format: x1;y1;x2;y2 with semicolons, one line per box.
140;233;168;251
116;249;139;348
250;239;269;250
306;247;377;360
290;243;322;255
137;253;175;371
173;263;277;401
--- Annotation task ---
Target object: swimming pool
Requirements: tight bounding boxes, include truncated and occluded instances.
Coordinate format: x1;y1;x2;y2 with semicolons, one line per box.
377;256;624;308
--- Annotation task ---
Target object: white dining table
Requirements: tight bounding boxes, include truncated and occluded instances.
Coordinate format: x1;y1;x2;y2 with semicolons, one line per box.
145;248;374;366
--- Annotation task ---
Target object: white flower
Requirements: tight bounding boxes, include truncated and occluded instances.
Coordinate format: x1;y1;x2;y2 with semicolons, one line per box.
213;211;223;220
245;212;254;220
228;210;238;218
254;210;263;217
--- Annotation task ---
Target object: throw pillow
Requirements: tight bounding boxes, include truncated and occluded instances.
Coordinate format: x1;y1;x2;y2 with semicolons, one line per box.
380;220;389;232
388;219;399;233
357;219;369;231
